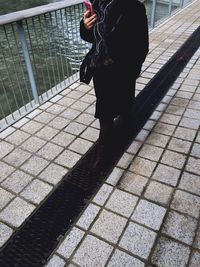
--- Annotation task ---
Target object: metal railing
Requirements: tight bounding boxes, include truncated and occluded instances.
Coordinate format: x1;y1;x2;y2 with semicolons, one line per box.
0;0;193;131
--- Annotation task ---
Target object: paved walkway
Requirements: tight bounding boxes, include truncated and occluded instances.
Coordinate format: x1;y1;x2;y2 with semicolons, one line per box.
0;1;200;266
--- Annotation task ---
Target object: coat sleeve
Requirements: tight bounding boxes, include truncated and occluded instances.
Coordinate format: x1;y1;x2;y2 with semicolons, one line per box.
80;19;95;43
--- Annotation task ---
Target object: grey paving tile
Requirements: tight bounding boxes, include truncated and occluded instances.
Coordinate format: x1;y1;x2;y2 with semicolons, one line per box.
20;179;52;204
91;209;127;243
0;162;15;182
39;102;52;110
21;120;44;134
45;255;66;267
0;127;15;139
106;167;124;186
119;171;148;196
153;122;176;136
171;190;200;218
0;141;14;159
60;108;81;120
0;197;35;227
20;136;46;153
48;116;70;130
50;94;63;102
152;164;180;186
168;137;192;154
160;113;181;125
56;96;75;107
129;157;157;177
184;108;200;120
135;129;150;142
132;199;166;230
20;155;49;176
51;131;76;148
64;122;87;136
144;181;173;205
119;222;156;259
80;94;96;104
117;153;133;169
34;111;55;124
35;126;59;141
39;163;67;185
186;157;200;175
76;203;100;230
161;150;186;169
106;189;138;217
26;109;42;119
0;222;13;247
92;184;113;206
196;131;200;143
151;236;190;267
37;142;63;161
173;127;196;142
0;187;14;210
46;104;66;115
3;148;31;167
2;170;33;194
57;227;85;259
80;127;99;142
146;132;170;148
72;235;113;267
138;144;164;161
191;143;200;158
67;90;85;99
162;210;197;245
71;101;90;112
55;150;81;169
127;141;142;154
5;130;30;146
166;104;185;116
69;138;93;154
179;117;200;130
189;251;200;267
179;172;200;196
75;113;95;125
194;225;200;249
107;249;145;267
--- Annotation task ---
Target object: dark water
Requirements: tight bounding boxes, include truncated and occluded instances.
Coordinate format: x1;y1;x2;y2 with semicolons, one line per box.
0;0;64;15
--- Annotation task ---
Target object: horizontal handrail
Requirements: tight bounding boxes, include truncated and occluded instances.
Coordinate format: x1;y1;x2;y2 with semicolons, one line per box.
0;0;83;26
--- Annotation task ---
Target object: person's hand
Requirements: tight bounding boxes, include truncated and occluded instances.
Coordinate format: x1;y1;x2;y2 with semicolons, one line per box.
83;10;97;30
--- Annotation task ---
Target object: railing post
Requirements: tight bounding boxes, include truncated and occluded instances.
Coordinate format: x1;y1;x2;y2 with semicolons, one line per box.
16;20;40;105
180;0;184;8
168;0;173;15
150;0;157;29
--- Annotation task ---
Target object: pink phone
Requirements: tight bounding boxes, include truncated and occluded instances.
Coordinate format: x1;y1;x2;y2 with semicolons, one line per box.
84;0;94;15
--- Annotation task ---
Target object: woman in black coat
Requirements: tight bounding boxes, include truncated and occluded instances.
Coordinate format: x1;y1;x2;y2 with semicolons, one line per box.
80;0;149;168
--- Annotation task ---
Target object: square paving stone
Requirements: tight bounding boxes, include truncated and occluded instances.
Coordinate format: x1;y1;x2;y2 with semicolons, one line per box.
69;138;93;154
106;167;124;186
2;170;33;194
48;116;70;130
162;211;197;245
127;141;142;154
194;225;200;249
119;222;157;259
135;130;150;142
72;235;113;266
0;222;13;247
60;108;81;120
129;157;157;177
39;163;67;185
160;113;181;125
153;122;176;136
146;132;170;148
80;127;99;142
119;172;148;196
46;104;66;115
57;96;75;107
0;162;15;182
35;126;59;141
107;249;145;267
117;153;134;169
3;148;31;167
0;197;35;227
168;138;192;154
171;190;200;218
55;150;81;169
0;127;15;139
91;209;127;243
179;117;200;130
151;236;190;267
76;203;100;230
189;251;200;267
173;127;196;141
152;164;180;186
57;227;85;259
64;121;86;135
20;155;49;176
5;130;30;146
75;113;95;125
0;141;14;159
46;255;66;267
21;120;43;134
132;199;166;230
138;144;164;161
0;187;14;210
191;143;200;158
51;132;76;147
179;172;200;196
92;184;113;206
186;157;200;175
37;142;63;161
34;111;55;124
144;181;173;205
20;136;46;153
106;189;138;217
20;179;52;204
161;150;186;169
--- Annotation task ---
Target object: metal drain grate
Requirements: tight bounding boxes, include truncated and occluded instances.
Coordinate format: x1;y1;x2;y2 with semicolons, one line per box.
0;26;199;267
